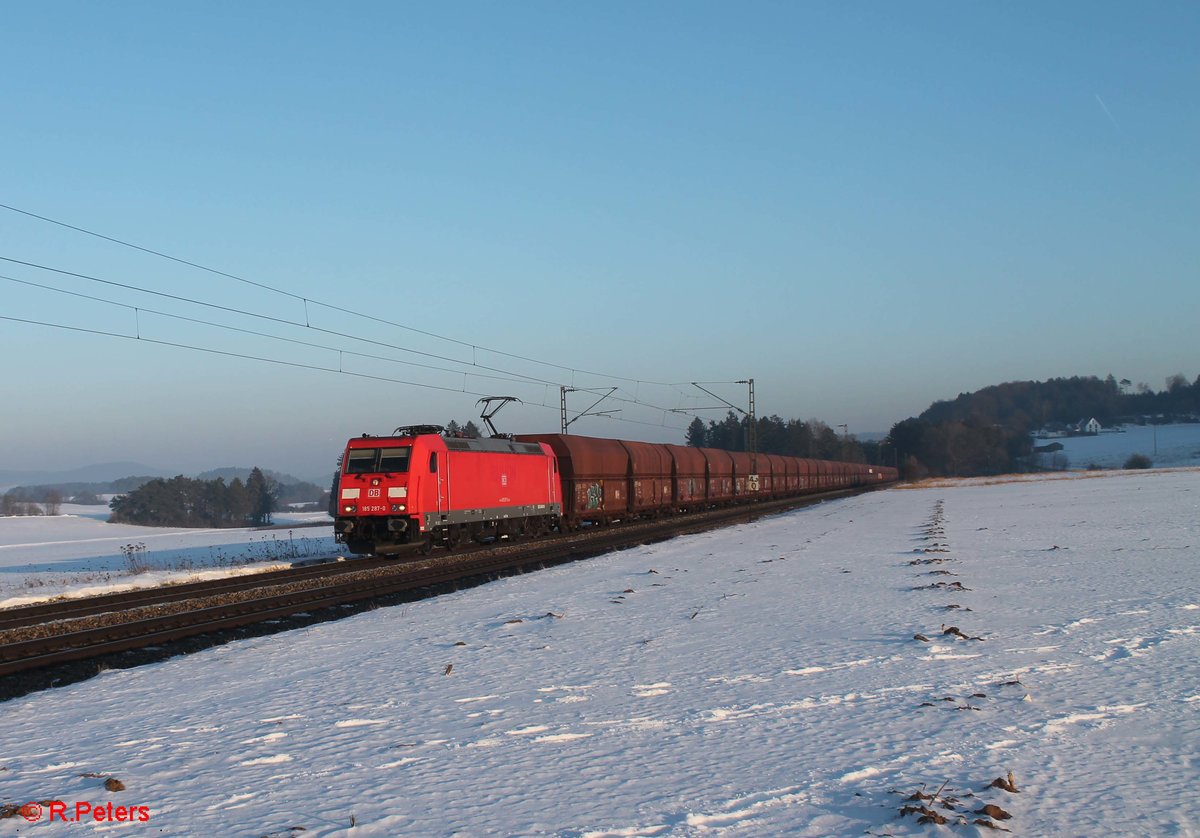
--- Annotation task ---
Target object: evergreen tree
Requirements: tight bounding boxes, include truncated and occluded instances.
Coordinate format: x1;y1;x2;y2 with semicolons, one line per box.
328;456;342;518
705;411;743;451
199;478;228;526
685;417;707;447
246;467;277;526
227;478;250;525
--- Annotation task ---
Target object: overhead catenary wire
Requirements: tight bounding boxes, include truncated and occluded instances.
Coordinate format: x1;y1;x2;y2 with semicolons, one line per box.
0;201;682;388
0;200;734;427
0;313;516;397
0;273;555;390
0;255;704;423
0;313;690;433
0;270;701;430
0;255;557;388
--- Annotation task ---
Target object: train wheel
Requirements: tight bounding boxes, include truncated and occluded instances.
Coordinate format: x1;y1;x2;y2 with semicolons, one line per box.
418;535;435;556
446;525;462;551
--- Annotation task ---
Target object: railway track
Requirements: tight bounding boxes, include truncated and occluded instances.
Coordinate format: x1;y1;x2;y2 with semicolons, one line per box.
0;554;390;632
0;489;864;696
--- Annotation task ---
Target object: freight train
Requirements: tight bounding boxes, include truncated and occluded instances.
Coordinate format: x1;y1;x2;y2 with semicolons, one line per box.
332;425;898;556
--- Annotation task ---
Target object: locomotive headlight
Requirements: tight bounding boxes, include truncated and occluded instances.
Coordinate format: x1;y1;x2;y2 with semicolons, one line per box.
391;504;406;512
371;478;381;486
342;504;357;513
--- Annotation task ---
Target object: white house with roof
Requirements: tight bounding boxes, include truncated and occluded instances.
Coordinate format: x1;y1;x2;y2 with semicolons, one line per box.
1076;417;1101;435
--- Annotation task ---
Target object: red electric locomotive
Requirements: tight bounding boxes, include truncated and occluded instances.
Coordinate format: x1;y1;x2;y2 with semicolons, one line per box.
333;425;561;555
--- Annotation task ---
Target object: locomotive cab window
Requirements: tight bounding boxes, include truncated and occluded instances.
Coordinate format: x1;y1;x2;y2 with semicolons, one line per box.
429;452;438;473
378;448;410;473
345;449;378;474
345;447;412;474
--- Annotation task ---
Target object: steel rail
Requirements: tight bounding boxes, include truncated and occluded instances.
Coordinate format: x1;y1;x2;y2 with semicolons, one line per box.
0;555;392;631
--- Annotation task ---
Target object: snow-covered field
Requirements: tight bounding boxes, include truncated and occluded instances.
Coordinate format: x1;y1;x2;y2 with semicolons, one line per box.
1;470;1198;836
0;507;335;608
1037;422;1200;469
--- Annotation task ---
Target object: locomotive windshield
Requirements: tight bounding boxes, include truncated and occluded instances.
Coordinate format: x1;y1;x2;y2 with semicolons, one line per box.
345;447;411;474
379;447;410;472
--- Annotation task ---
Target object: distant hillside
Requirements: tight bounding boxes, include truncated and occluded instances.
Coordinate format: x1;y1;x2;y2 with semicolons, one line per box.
4;476;160;505
197;467;308;486
918;375;1200;432
889;373;1200;478
196;468;325;505
0;461;166;488
5;466;326;507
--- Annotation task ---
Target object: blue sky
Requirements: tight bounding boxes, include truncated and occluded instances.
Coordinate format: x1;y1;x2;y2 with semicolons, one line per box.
2;2;1197;479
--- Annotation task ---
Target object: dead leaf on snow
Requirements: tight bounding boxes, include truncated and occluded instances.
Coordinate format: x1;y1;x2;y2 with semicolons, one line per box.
975;803;1012;820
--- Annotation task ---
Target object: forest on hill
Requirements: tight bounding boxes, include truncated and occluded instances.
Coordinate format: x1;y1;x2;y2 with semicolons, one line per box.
108;467;279;528
917;374;1200;431
889;374;1199;478
2;468;325;520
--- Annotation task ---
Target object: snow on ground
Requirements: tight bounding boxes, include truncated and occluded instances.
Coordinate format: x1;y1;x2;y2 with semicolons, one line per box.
1;470;1198;836
0;510;335;609
1037;422;1200;469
